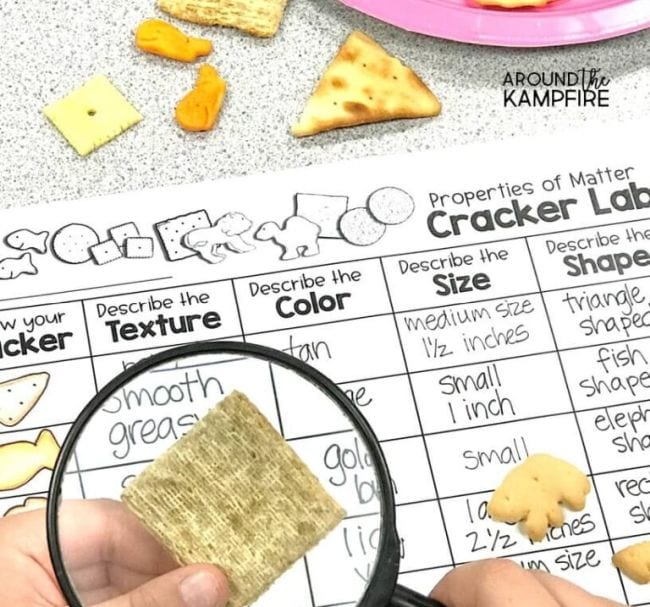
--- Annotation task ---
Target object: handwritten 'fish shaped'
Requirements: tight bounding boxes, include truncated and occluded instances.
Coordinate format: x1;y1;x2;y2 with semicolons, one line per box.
0;429;60;491
5;229;49;254
0;252;37;280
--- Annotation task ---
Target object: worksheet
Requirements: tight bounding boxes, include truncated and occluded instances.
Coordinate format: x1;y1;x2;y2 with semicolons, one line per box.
1;120;650;606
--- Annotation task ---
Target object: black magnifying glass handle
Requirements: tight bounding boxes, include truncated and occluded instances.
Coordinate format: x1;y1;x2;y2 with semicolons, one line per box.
391;584;447;607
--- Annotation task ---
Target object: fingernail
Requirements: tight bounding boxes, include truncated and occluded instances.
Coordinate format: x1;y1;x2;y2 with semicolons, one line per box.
180;571;227;607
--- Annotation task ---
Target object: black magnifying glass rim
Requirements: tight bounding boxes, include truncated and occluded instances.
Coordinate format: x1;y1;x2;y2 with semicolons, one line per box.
47;340;401;607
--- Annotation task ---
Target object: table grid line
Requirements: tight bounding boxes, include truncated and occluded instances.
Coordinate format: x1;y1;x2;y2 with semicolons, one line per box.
2;306;649;379
379;257;457;570
8;382;649;442
523;236;630;604
230;278;247;343
3;214;648;316
69;433;650;485
268;362;285;439
74;299;106;500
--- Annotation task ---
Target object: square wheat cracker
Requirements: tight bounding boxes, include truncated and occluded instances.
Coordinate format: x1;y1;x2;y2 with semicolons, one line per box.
158;0;289;38
122;391;345;607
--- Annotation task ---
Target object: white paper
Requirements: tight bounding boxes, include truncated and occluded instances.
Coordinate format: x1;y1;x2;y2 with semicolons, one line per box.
1;120;649;605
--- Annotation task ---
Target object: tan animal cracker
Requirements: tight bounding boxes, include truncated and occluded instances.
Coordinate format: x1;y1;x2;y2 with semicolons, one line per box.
487;454;591;542
158;0;289;37
122;391;345;607
613;542;650;584
292;31;441;137
0;372;49;427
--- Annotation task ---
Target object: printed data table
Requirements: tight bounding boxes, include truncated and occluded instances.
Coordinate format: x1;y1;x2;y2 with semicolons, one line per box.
0;122;649;605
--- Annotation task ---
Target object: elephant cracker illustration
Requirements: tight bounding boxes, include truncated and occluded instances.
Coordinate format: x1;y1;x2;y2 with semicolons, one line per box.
255;216;321;261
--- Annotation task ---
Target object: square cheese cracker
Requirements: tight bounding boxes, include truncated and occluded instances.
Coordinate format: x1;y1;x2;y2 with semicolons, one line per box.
121;391;346;607
43;76;142;156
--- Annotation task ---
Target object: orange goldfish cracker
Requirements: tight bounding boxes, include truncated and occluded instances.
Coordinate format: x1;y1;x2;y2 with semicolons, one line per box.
175;64;227;132
135;19;212;62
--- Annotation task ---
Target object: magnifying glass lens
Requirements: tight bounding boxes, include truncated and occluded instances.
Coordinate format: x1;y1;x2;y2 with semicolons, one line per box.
54;350;389;607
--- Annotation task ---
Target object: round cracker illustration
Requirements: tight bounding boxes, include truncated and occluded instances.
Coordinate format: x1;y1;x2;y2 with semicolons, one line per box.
52;224;100;264
339;208;386;246
368;187;415;225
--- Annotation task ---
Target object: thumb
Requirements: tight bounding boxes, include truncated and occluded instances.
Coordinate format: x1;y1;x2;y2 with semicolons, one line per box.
98;565;230;607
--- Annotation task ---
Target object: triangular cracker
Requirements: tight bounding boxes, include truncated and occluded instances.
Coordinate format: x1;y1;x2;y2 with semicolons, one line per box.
0;372;49;427
292;31;441;137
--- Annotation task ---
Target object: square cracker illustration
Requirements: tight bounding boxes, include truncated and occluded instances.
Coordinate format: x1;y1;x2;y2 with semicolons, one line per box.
295;193;349;239
43;76;142;157
154;210;211;261
90;240;123;265
121;391;345;607
125;237;154;259
110;223;140;249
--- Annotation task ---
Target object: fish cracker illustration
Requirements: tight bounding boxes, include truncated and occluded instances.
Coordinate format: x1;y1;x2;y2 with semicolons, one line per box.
0;430;60;491
0;372;50;427
613;541;650;584
487;454;590;542
0;252;37;280
5;229;49;254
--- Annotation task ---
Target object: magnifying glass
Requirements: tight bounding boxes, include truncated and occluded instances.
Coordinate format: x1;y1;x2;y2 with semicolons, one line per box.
47;341;446;607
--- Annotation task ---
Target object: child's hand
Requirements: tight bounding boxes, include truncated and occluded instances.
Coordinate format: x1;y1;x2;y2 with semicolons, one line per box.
0;499;229;607
431;559;625;607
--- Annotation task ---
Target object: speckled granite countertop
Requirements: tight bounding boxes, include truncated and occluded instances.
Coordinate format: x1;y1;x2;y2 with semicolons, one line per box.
0;0;648;209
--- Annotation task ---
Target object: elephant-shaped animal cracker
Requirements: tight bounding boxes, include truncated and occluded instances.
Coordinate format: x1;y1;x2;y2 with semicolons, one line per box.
254;216;321;261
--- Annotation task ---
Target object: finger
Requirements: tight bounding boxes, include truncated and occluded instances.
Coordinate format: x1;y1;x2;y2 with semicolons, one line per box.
66;560;161;597
56;499;177;575
95;564;229;607
529;570;626;606
10;498;173;576
430;560;561;607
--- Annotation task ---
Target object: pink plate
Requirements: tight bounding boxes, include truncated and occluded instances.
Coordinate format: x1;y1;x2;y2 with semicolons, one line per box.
339;0;650;47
